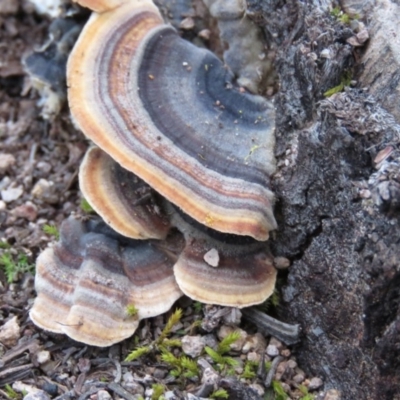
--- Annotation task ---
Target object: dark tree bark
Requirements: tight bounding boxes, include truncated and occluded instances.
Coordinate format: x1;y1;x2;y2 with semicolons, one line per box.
247;0;400;399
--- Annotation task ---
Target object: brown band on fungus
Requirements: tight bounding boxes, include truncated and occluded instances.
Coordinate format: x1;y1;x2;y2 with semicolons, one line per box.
30;248;80;334
174;235;277;307
167;205;277;307
67;0;277;241
30;217;183;346
80;147;171;239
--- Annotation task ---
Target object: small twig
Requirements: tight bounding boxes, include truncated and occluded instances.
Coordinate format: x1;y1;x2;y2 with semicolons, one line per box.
0;339;39;367
112;359;122;384
77;383;108;400
54;390;75;400
108;382;139;400
195;382;215;398
264;355;283;388
257;352;266;380
0;363;34;378
242;308;300;345
61;347;78;364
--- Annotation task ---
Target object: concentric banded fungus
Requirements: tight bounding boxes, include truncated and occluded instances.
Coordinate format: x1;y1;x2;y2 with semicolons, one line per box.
30;217;183;346
80;147;170;239
170;210;277;307
68;0;277;241
79;147;277;308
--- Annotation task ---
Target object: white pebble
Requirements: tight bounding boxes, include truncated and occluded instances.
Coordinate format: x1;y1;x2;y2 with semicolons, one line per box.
0;316;20;346
181;335;205;358
1;185;23;202
36;350;51;364
266;344;279;357
204;248;219;267
308;376;323;390
0;153;15;173
96;390;112;400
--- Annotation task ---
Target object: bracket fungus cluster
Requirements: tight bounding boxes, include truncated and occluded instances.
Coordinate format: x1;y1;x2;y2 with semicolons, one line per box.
30;0;279;346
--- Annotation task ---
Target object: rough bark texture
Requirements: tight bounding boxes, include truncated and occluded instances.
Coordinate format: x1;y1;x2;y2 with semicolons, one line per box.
247;0;400;399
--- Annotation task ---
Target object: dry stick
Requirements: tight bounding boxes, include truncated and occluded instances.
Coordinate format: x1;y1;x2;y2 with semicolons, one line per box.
0;339;39;367
108;382;139;400
0;363;34;379
242;308;300;345
77;383;108;400
265;355;283;388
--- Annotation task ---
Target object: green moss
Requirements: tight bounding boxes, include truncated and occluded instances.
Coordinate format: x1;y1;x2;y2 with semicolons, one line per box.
43;224;60;240
80;197;94;213
0;251;34;283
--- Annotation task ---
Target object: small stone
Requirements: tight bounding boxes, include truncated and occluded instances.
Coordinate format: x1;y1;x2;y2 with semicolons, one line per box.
274;361;288;380
201;367;219;387
308;377;323;390
222;307;242;325
269;337;283;349
0;176;10;191
204;248;219;267
36;161;52;174
198;29;211;40
180;17;195;30
323;389;341;400
320;48;332;59
42;382;58;397
1;185;23;202
153;368;168;380
249;383;264;396
36;350;51;364
27;0;63;17
287;359;297;369
23;391;51;400
122;371;145;394
274;256;290;270
182;335;205;358
356;29;369;44
96;390;112;400
359;189;371;199
203;334;218;350
247;351;260;363
164;391;178;400
281;349;291;357
242;333;266;354
0;316;20;346
0;153;16;173
217;325;247;351
293;373;305;383
0;200;6;211
266;344;279;357
31;179;58;204
280;382;290;393
11;201;38;221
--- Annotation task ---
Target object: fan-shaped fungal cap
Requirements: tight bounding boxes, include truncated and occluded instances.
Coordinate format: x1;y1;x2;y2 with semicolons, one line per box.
68;0;277;241
30;217;183;346
174;239;276;307
169;209;277;307
80;149;278;309
80;147;170;239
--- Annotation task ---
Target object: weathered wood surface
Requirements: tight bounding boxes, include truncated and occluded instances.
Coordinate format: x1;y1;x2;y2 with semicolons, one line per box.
247;0;400;398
